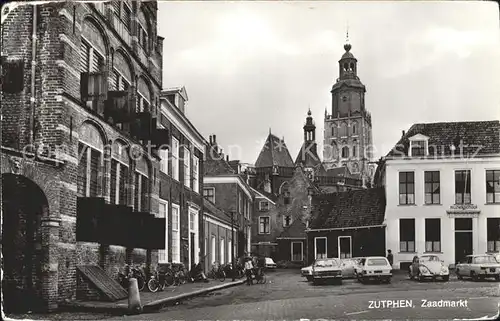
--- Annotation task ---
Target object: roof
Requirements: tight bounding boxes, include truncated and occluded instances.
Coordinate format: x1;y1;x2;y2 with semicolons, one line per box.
203;199;232;225
255;133;295;168
250;186;278;203
278;220;307;239
325;166;351;177
295;142;322;168
162;86;188;101
309;187;386;230
331;79;366;92
387;120;500;158
204;147;236;176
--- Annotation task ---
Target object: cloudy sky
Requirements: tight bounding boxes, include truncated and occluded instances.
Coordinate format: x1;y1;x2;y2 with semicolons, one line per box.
158;1;500;164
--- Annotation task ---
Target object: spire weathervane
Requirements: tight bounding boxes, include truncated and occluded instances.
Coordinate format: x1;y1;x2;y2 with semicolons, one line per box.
346;21;349;44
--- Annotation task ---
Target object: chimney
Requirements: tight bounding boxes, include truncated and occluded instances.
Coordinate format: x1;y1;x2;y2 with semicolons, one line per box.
402;130;406;138
209;135;213;145
213;135;217;144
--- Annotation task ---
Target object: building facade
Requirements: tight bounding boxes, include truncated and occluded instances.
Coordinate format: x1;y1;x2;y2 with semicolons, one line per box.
1;0;165;311
323;40;375;185
383;121;500;270
157;87;206;270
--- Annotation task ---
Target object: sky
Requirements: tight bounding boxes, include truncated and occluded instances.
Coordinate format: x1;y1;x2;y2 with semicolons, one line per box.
158;1;500;164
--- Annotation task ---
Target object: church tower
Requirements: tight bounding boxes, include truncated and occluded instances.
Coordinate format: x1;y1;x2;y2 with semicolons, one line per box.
323;34;375;184
295;109;322;180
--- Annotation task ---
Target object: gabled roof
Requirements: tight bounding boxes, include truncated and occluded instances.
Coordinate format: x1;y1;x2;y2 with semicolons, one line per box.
255;133;295;168
295;142;322;168
309;188;386;230
386;120;500;157
162;86;188;101
204;148;236;176
278;220;307;239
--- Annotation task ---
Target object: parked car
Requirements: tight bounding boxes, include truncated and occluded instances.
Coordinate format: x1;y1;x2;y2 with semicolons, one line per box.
264;257;277;269
311;258;343;285
408;255;449;282
356;257;392;284
301;263;314;282
456;254;500;281
341;258;362;279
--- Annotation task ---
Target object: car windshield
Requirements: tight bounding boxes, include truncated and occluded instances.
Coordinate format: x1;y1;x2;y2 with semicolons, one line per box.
474;256;497;264
420;256;440;262
315;259;338;267
265;258;274;263
367;258;388;266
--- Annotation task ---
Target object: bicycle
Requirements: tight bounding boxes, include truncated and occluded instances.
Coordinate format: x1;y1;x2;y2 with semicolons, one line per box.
208;262;226;282
147;265;175;292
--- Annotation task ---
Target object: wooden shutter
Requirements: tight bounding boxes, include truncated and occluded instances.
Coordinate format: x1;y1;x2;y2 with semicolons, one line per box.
80;41;90;72
91;51;103;72
112;0;120;14
112;70;119;90
122;4;131;30
77;144;88;196
89;149;100;197
141;175;149;212
110;159;118;203
119;165;128;205
134;172;140;210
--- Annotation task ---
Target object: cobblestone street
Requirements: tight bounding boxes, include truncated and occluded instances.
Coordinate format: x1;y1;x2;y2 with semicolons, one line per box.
97;269;500;320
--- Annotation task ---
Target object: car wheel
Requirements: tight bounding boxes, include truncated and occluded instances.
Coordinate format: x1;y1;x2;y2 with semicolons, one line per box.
312;279;318;286
456;270;463;280
418;274;425;282
442;275;449;282
385;277;391;284
306;276;313;282
495;275;500;282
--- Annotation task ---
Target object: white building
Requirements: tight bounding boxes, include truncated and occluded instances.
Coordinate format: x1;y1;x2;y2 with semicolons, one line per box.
383;121;500;270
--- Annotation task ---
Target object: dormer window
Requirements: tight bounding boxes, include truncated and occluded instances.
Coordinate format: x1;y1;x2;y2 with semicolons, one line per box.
408;134;429;157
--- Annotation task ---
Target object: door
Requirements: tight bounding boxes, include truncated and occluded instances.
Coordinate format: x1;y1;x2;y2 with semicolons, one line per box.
338;236;352;259
315;237;327;259
455;218;473;264
190;232;195;268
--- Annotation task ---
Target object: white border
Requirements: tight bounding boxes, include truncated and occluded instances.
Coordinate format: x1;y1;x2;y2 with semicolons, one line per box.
204;176;253;199
314;237;327;259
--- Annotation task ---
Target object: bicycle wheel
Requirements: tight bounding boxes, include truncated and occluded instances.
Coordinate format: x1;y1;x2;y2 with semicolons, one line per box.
164;273;174;287
218;271;226;282
137;276;145;291
147;278;159;293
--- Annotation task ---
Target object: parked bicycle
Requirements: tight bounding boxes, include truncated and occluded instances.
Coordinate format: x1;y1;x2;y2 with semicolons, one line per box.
147;265;175;292
208;262;226;282
252;267;266;284
223;262;244;280
116;264;146;291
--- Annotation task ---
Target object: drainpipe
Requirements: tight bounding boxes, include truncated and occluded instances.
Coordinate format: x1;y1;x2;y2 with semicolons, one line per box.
29;4;37;148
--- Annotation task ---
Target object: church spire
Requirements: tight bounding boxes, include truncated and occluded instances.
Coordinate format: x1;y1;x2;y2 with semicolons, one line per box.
303;109;315;142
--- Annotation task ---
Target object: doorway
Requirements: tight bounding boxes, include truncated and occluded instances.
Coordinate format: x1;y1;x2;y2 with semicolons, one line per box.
190;232;195;268
338;236;352;259
455;218;473;264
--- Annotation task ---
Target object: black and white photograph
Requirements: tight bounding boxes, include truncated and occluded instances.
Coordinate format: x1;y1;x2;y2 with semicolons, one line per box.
1;0;500;320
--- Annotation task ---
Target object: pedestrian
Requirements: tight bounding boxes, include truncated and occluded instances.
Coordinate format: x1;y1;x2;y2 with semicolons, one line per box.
244;257;254;286
387;249;394;267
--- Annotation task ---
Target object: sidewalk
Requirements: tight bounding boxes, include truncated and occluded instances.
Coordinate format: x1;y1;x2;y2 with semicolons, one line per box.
59;278;245;315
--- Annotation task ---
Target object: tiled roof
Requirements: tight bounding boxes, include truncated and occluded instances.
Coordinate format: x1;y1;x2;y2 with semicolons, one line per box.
294;142;322;168
278;220;307;239
203;199;231;225
204;146;236;176
255;133;295;168
387;120;500;157
309;187;386;230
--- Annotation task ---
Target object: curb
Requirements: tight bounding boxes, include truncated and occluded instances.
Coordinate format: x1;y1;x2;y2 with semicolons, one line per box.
143;279;245;312
59;279;245;315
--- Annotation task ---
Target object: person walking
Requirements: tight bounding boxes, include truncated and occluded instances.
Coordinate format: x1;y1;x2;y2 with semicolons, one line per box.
387;249;394;267
244;257;254;286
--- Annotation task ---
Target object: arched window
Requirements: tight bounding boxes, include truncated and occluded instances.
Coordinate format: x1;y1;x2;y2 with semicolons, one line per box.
112;50;132;91
332;125;337;137
111;140;130;205
280;182;291;205
352;121;358;135
80;19;106;73
112;0;132;32
340;122;348;137
352;139;358;157
343;63;348;71
349;63;354;71
135;156;150;212
137;77;152;113
77;122;105;197
341;146;349;159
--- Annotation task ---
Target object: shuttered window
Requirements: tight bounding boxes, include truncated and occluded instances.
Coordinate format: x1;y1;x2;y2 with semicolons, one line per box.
90;51;104;73
111;70;119;91
89;149;100;197
122;4;131;30
80;41;91;72
112;0;120;14
119;165;128;205
110;159;118;203
77;143;88;196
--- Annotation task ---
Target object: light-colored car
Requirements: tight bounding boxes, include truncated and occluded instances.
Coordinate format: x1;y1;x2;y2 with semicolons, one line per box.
264;257;277;269
408;255;449;282
356;257;392;284
341;258;362;279
312;258;343;285
456;255;500;281
301;263;314;282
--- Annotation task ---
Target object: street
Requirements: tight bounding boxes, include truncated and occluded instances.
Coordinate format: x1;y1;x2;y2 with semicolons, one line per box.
101;269;500;320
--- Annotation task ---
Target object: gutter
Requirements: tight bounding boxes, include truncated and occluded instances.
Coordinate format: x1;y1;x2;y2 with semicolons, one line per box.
306;224;386;233
29;4;37;147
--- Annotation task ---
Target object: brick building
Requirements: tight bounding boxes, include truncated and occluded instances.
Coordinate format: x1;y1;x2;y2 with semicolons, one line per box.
1;1;166;312
156;87;206;271
202;135;253;271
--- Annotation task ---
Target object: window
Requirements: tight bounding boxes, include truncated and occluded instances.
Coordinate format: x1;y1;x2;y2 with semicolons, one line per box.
455;170;471;204
341;146;349;158
246;200;250;219
238;192;243;214
137;23;148;51
110;159;129;205
352;121;357;135
220;238;225;265
283;215;292;227
424;171;440;204
400;219;415;252
425;219;441;252
399;172;415;205
228;240;232;263
203;188;215;203
211;235;216;265
193;156;199;193
340;123;347;137
352;140;358;157
204;237;207;260
172;205;180;263
259;201;269;211
184;147;191;188
80;39;104;73
259;217;270;234
134;172;149;212
281;183;290;205
410;140;426;157
158;200;168;263
315;237;327;259
171;137;179;180
486;170;500;204
331;126;337;137
291;242;303;262
121;3;132;30
77;143;102;198
112;69;130;91
189;211;195;231
487;218;500;252
136;93;150;113
159;148;168;174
